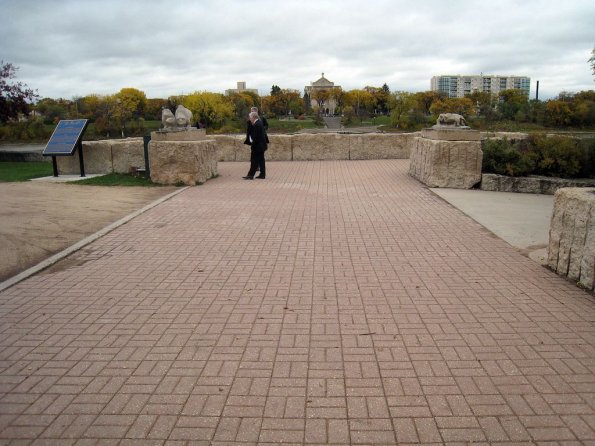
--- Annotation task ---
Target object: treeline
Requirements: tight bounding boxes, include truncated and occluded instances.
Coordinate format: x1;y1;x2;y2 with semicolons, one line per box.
1;85;594;141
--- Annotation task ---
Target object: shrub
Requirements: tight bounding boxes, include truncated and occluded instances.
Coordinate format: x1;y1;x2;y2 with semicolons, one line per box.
0;119;52;141
482;138;534;177
529;135;582;178
578;138;595;178
482;135;594;179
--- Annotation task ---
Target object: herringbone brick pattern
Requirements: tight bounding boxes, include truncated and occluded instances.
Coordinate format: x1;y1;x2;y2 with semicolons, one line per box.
0;160;593;445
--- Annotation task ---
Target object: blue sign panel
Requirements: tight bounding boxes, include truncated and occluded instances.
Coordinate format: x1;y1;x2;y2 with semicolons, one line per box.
43;119;88;156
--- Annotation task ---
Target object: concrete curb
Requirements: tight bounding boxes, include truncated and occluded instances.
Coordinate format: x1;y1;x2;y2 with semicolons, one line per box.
0;186;189;293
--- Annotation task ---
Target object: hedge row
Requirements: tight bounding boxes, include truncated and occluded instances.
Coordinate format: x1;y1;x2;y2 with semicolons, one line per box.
482;135;595;179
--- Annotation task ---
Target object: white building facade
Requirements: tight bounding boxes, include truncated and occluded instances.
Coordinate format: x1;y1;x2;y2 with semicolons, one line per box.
431;75;530;98
225;81;259;96
304;73;341;115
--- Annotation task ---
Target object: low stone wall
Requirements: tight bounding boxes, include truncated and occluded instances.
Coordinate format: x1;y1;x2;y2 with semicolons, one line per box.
481;173;595;194
149;140;218;186
212;133;412;162
56;138;145;175
547;188;595;291
55;132;413;175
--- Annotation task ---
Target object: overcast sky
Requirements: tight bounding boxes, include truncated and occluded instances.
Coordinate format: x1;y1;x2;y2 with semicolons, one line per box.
1;0;593;100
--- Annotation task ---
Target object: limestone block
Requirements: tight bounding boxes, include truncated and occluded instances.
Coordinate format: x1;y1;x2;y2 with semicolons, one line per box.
267;135;293;161
111;138;145;173
211;135;244;161
548;188;595;291
292;133;350;160
149;140;218;186
56;140;113;175
409;137;482;189
421;128;481;141
350;133;411;159
481;174;595;195
151;129;206;141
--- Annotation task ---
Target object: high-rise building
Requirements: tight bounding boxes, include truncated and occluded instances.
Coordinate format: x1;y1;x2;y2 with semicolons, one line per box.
431;75;530;98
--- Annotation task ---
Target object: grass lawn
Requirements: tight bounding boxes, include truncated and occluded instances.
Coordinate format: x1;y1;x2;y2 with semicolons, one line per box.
0;162;53;182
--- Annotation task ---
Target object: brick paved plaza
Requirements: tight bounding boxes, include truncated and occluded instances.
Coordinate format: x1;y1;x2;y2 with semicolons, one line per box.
1;160;594;445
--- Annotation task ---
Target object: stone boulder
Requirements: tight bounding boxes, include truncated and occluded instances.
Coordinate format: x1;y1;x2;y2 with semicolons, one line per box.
481;173;595;195
547;187;595;291
350;133;412;159
292;133;350;160
56;140;113;174
149;140;218;186
409;137;482;188
211;135;244;161
111;138;145;173
268;135;293;161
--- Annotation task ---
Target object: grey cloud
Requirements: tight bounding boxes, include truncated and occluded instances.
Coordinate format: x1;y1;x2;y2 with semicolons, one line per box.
1;0;593;99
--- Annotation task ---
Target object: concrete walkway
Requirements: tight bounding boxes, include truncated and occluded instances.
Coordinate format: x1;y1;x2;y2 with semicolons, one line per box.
1;160;594;445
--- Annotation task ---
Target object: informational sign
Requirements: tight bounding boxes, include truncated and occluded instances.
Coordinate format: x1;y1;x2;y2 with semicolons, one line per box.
43;119;88;156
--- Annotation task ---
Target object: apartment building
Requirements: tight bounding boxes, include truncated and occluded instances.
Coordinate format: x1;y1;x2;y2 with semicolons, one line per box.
431;75;530;98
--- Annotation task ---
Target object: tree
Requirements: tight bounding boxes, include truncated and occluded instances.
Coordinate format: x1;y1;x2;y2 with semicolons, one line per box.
466;91;498;121
329;87;344;112
388;91;414;128
589;46;595;77
543;100;573;127
34;98;70;124
429;97;475;118
181;91;234;129
116;87;147;123
343;89;374;119
144;98;168;120
0;61;38;122
270;85;281;95
497;89;529;120
570;90;595;127
412;91;444;116
310;89;330;114
229;92;256;121
369;85;390;115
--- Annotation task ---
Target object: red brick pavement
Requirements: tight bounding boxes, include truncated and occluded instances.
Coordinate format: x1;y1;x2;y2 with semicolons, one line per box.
0;160;594;445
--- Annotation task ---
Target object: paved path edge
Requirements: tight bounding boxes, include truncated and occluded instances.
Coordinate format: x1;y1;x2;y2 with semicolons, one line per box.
0;186;189;293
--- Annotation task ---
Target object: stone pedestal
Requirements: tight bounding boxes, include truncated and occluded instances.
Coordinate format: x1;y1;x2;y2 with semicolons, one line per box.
547;188;595;291
151;128;206;141
149;139;218;186
409;128;482;188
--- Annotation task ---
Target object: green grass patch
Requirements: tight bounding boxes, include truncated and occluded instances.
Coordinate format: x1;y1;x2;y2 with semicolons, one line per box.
267;118;320;133
0;161;53;182
71;172;161;187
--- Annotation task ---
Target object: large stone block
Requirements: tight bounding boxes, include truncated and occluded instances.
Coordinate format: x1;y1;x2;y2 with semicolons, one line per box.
268;135;293;161
350;133;412;159
409;137;482;188
292;133;350;160
151;129;206;141
149;140;218;186
111;138;145;173
422;128;481;141
481;173;595;195
212;135;244;161
56;140;113;175
548;188;595;291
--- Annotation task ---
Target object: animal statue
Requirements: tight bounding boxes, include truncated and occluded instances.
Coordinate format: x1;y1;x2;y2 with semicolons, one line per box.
161;105;193;130
174;105;193;128
437;113;467;127
161;109;176;129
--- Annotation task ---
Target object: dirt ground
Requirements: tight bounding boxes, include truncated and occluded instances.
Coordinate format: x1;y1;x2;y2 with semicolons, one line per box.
0;182;178;282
